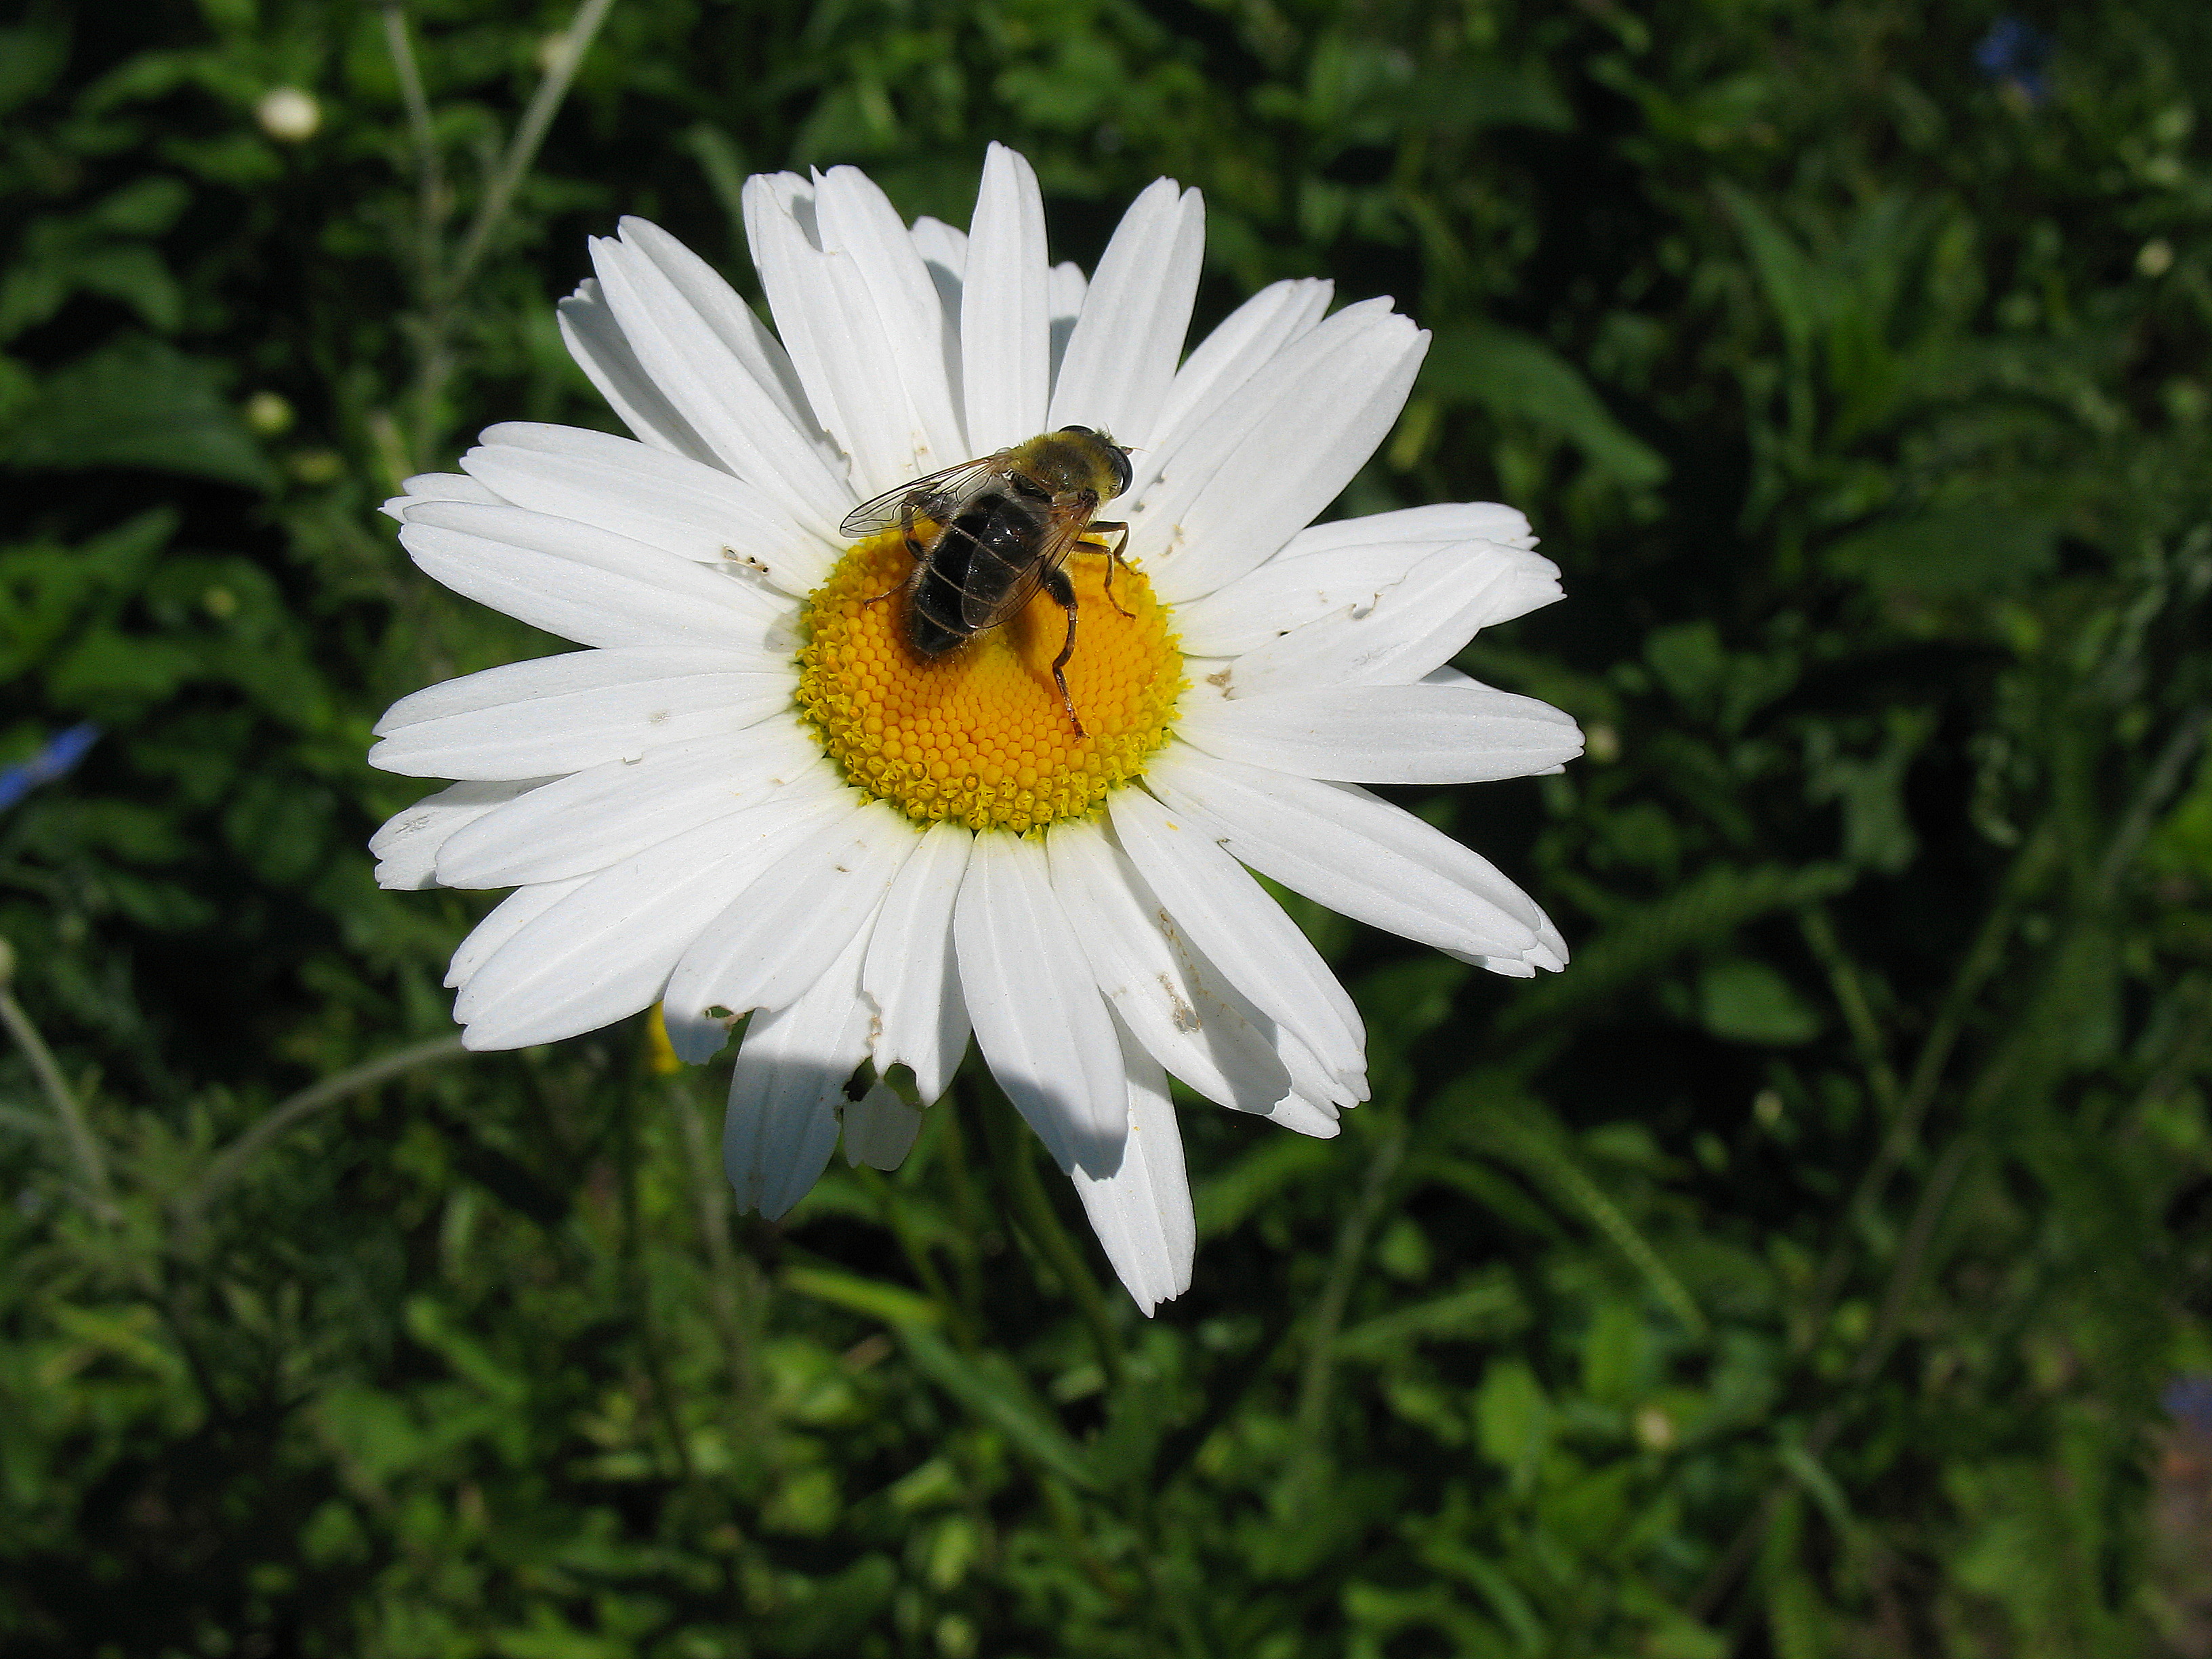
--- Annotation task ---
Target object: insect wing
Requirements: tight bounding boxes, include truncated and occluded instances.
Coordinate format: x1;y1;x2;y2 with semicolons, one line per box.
960;512;1094;631
838;455;1006;539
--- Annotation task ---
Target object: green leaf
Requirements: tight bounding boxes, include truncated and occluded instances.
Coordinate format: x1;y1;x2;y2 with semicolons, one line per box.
1194;1131;1334;1239
1697;960;1820;1044
899;1327;1098;1491
1422;321;1668;485
1336;1271;1529;1359
1823;502;2059;596
1777;1438;1854;1535
1475;1359;1551;1491
781;1265;944;1329
0;24;66;115
1716;182;1832;354
1579;1298;1649;1404
47;628;201;708
1404;58;1572;133
0;337;274;489
1499;862;1854;1033
88;176;190;237
760;1553;898;1656
1804;708;1936;873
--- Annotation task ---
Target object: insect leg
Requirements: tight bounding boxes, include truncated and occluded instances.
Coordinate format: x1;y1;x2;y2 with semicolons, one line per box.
1088;520;1136;619
862;499;929;608
1042;564;1086;738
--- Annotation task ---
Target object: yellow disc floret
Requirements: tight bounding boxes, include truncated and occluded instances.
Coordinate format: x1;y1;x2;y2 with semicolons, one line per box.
795;532;1183;834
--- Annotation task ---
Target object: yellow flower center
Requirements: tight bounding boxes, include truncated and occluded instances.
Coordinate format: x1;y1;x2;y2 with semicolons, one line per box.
795;531;1183;834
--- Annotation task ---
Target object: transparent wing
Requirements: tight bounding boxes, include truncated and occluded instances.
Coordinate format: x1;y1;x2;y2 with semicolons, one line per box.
838;455;1008;540
960;512;1097;631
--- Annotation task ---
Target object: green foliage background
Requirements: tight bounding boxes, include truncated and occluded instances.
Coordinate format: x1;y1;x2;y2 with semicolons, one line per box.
5;0;2212;1654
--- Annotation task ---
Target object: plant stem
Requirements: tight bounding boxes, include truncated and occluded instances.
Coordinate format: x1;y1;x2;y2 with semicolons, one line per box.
178;1034;468;1227
932;1090;989;1336
860;1164;965;1335
382;0;618;470
446;0;617;303
1799;905;1901;1117
377;0;446;300
0;983;115;1220
616;1067;697;1488
979;1084;1124;1391
669;1074;762;1473
1690;1134;1979;1620
2096;704;2207;896
1292;1112;1406;1452
1795;821;2055;1344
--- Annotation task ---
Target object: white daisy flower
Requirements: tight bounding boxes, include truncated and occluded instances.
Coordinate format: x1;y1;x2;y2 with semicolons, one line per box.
368;144;1580;1313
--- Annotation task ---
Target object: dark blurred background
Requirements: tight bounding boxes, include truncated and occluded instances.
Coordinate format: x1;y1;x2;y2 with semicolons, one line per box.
3;1;2211;1654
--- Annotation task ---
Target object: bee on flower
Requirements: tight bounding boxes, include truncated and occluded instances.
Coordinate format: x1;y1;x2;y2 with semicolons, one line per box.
369;144;1580;1311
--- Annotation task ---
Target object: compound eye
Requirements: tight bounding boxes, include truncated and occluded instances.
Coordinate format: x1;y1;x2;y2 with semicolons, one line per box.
1057;424;1097;436
1109;445;1133;496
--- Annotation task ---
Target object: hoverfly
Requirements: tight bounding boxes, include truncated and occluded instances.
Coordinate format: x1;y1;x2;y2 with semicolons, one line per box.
840;425;1136;737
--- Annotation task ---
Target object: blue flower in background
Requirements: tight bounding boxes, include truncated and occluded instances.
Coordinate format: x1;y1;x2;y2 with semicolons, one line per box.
2165;1374;2212;1434
1973;16;2051;105
0;723;100;812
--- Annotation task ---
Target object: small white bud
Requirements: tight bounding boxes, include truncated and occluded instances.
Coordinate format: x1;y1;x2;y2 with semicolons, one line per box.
255;87;322;143
1634;1404;1677;1452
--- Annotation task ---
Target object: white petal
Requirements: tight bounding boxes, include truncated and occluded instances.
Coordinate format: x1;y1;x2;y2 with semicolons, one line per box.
1274;1021;1365;1115
961;142;1050;453
1106;787;1366;1093
556;279;720;467
1146;743;1561;968
1175;680;1583;785
844;1082;924;1170
1139;306;1429;603
910;216;968;286
741;173;886;493
1123;298;1395;566
661;799;918;1058
1283;501;1536;553
1171;520;1553;657
744;172;947;499
371;779;550;890
741;176;851;463
1046;260;1086;390
375;647;756;731
433;722;824;888
861;819;974;1104
382;471;501;522
910;217;968;431
1170;544;1455;659
1224;541;1565;695
724;919;876;1218
614;217;832;466
455;785;848;1050
1044;819;1292;1115
1124;278;1333;507
812;167;969;470
953;830;1128;1176
1067;1024;1193;1315
588;233;849;535
462;422;835;595
1046;178;1204;450
369;653;792;781
1265;1094;1343;1138
396;500;790;654
446;877;590;990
